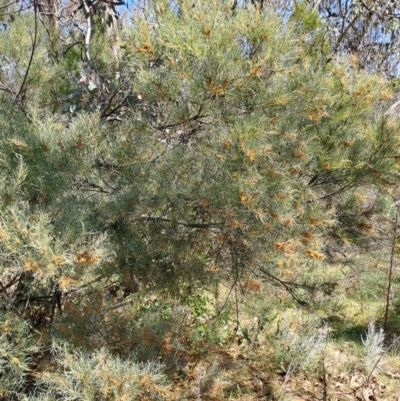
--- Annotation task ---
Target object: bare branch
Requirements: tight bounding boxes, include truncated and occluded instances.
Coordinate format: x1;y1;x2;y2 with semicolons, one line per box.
13;0;38;107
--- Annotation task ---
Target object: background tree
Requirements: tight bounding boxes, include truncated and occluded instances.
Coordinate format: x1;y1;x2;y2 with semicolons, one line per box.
314;0;400;78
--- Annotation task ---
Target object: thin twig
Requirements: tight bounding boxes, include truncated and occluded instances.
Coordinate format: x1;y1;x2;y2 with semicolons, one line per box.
13;0;38;107
384;201;399;331
321;344;328;401
0;0;18;10
278;364;293;401
208;281;236;322
143;215;223;229
332;16;357;55
0;6;31;16
260;269;310;307
63;41;82;56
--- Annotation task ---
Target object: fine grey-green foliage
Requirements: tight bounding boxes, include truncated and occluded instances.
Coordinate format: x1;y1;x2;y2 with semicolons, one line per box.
24;396;57;401
32;343;168;401
0;315;40;396
362;321;386;373
194;362;229;400
274;315;329;373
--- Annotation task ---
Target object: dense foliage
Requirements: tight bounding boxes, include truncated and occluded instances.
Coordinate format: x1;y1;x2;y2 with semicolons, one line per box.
0;0;400;399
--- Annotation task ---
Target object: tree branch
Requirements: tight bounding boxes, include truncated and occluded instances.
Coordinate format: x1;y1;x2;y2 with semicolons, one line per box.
13;0;38;107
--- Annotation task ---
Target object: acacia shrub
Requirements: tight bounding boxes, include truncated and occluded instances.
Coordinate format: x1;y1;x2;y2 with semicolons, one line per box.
0;0;399;398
